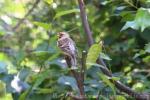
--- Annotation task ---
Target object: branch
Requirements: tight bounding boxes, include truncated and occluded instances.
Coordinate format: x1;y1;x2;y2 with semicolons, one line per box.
77;0;150;100
65;56;86;99
77;0;94;46
80;50;87;83
13;0;40;31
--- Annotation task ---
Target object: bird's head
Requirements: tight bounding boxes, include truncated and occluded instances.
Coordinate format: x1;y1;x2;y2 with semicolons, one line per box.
57;32;70;39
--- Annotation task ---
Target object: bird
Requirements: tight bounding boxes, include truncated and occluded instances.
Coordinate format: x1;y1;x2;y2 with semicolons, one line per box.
57;32;77;69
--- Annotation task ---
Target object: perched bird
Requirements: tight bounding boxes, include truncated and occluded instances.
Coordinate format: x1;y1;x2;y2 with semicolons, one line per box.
57;32;77;69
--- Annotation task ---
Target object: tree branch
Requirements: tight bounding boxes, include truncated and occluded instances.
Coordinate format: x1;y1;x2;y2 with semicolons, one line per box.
77;0;150;100
65;56;85;99
77;0;94;46
13;0;40;31
80;50;87;83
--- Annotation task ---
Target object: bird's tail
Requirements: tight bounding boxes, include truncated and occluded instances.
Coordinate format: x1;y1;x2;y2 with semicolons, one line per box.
71;55;77;69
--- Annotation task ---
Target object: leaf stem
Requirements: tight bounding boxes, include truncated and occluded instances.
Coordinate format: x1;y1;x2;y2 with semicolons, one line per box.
124;0;138;9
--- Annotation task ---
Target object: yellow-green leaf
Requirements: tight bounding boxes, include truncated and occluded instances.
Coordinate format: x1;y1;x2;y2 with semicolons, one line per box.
54;9;80;19
86;44;102;69
98;73;116;95
115;95;126;100
44;0;53;5
0;80;6;97
33;22;51;30
0;93;13;100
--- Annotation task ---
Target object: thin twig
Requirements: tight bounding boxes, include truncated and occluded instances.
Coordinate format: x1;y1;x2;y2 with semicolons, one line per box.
13;0;40;31
81;51;87;84
124;0;138;9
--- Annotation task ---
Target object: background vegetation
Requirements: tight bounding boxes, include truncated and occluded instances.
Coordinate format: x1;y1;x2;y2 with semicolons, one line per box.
0;0;150;100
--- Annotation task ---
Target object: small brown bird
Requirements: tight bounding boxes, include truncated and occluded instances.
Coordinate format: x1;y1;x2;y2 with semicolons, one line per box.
57;32;77;69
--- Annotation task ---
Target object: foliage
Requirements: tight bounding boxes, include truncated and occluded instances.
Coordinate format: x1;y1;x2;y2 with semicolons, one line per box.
0;0;150;99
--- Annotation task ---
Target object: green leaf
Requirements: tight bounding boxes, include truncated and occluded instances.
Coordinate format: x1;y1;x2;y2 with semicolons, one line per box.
0;93;13;100
19;88;32;100
32;51;53;62
14;50;25;66
44;0;53;5
32;51;53;57
3;0;25;18
121;21;139;31
121;8;150;32
145;42;150;53
120;11;135;21
0;61;7;74
111;77;120;81
33;70;51;89
33;22;51;30
86;44;102;69
19;68;30;81
54;9;80;19
115;95;126;100
86;63;105;69
100;53;112;60
58;76;78;91
143;55;150;63
132;82;145;92
36;88;55;94
0;80;6;97
98;73;116;95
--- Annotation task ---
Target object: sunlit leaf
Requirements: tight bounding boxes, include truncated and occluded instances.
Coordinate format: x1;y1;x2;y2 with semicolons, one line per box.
121;8;150;32
0;80;6;97
132;82;145;92
121;21;139;31
115;95;126;100
0;93;13;100
44;0;53;5
4;0;25;18
111;77;120;81
86;44;102;69
98;73;116;95
33;22;51;30
100;53;112;60
54;9;80;19
143;56;150;63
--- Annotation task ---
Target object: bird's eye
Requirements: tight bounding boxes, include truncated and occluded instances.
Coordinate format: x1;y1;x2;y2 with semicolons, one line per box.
57;33;62;38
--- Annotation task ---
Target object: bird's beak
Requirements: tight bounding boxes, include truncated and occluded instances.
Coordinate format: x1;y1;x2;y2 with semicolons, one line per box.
57;32;63;39
57;33;60;39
